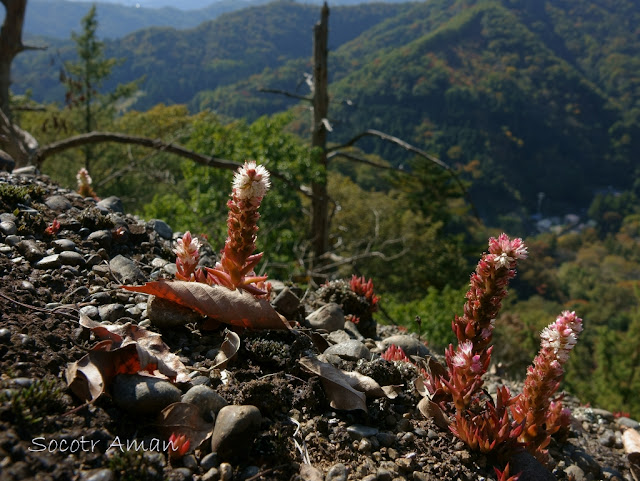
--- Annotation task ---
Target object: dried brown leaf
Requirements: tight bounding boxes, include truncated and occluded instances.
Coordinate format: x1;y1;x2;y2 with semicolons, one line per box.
157;402;214;451
629;453;640;481
299;356;367;412
624;428;640;454
123;280;289;330
212;329;240;370
417;397;450;430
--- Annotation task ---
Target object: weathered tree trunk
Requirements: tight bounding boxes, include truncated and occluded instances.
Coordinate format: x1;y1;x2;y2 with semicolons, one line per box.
0;0;28;116
310;2;330;265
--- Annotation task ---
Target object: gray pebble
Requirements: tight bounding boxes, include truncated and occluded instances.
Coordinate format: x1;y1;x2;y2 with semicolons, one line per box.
151;257;169;268
376;432;396;447
0;220;17;236
59;250;86;267
86;254;102;267
87;230;112;249
211;405;262;459
5;235;20;246
219;462;233;481
380;335;430;357
272;287;300;319
35;254;61;269
616;416;640;429
181;385;228;421
97;196;124;213
147;219;173;240
52;239;77;252
45;195;72;211
0;213;16;222
325;463;347;481
181;455;198;470
0;328;11;342
598;430;616;447
564;465;586;481
590;408;614;421
324;340;370;361
20;280;35;292
80;305;99;319
200;452;218;471
201;467;219;481
347;424;379;440
109;255;145;284
305;303;345;332
17;239;44;262
82;468;114;481
98;304;125;323
111;374;182;414
171;467;192;480
240;466;260;479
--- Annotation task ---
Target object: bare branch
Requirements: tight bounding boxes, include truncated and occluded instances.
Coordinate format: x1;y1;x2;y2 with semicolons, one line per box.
327;150;407;173
32;131;313;198
328;129;478;218
258;87;312;102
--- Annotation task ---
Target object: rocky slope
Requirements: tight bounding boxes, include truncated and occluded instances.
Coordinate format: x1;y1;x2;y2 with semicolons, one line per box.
0;169;636;481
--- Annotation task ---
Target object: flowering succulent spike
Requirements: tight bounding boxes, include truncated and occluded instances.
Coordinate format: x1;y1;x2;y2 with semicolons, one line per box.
206;161;271;296
511;311;582;461
495;463;520;481
174;231;202;281
350;275;380;311
76;167;98;199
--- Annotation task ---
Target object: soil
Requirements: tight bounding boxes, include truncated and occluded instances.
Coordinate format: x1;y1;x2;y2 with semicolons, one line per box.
0;169;636;481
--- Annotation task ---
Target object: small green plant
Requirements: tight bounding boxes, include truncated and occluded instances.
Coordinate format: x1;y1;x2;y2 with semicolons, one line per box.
107;449;164;481
0;378;64;425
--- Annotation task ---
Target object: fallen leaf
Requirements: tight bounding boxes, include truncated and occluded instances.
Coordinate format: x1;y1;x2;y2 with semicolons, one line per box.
299;356;367;411
340;370;399;399
212;329;240;370
156;402;214;452
417;397;450;430
65;316;190;402
123;280;289;330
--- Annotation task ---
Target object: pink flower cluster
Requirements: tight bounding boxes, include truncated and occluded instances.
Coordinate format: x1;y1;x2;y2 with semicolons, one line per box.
173;162;271;297
426;233;583;467
76;167;98;199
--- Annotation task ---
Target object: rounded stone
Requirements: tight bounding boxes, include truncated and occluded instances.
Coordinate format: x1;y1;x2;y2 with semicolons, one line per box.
45;195;72;211
111;374;182;414
219;462;233;481
347;424;379;440
82;469;115;481
109;255;145;284
379;335;430;357
35;254;61;269
0;328;11;342
305;303;345;332
98;303;126;323
211;405;262;459
181;385;227;421
52;239;77;252
324;340;371;361
59;250;86;267
325;463;348;481
147;219;173;240
96;196;124;213
0;221;17;236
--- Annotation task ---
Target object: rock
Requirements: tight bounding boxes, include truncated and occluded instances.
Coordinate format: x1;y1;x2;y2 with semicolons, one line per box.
219;463;233;481
181;385;228;421
13;166;37;176
5;235;20;246
305;303;345;332
82;469;114;481
616;416;640;429
379;335;430;357
376;432;396;447
299;464;324;481
80;305;99;319
327;330;352;344
87;230;112;249
570;449;601;476
98;303;125;322
96;196;124;213
343;319;366;341
201;468;219;481
211;405;262;459
347;424;379;440
324;340;371;361
109;255;145;284
599;430;616;447
111;374;182;414
59;251;86;267
200;452;218;471
272;287;300;319
564;465;586;481
147;295;202;328
325;463;348;481
590;408;615;422
52;239;77;252
17;240;44;262
0;221;17;236
0;328;11;342
45;195;72;211
509;451;555;481
147;219;172;240
35;254;61;269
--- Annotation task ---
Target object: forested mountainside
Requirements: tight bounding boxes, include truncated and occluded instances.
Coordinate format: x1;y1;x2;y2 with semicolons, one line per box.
12;0;640;220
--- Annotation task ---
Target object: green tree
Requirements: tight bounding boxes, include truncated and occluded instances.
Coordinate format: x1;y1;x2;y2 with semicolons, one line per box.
63;5;136;170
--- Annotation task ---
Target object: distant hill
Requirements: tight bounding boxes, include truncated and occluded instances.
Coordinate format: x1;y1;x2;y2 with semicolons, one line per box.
11;0;640;221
